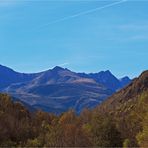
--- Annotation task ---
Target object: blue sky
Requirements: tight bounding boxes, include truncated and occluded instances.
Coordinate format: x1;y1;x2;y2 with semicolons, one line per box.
0;0;148;78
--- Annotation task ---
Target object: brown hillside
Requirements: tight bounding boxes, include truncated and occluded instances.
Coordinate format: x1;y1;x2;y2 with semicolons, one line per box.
96;70;148;115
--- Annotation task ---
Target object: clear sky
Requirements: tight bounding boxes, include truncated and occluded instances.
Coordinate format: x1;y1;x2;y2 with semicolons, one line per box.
0;0;148;78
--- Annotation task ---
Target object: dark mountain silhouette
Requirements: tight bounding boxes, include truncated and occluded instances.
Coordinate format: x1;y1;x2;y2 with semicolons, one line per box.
0;64;131;113
0;65;40;89
89;70;121;91
120;76;131;88
78;70;130;91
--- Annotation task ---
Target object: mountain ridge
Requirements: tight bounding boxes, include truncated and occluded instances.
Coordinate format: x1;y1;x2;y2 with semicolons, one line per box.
0;64;131;113
0;70;147;147
96;70;148;115
93;70;148;146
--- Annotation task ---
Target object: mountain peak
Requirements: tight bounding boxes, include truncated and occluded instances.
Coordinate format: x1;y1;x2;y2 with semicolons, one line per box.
120;76;131;82
119;76;131;88
97;70;148;114
105;70;111;73
104;70;112;75
52;66;65;71
98;70;113;76
121;76;130;80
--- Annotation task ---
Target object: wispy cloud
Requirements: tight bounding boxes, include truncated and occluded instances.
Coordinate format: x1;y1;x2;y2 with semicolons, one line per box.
117;23;148;41
58;62;70;67
38;0;127;29
129;35;148;41
0;0;25;8
0;0;16;6
118;24;148;31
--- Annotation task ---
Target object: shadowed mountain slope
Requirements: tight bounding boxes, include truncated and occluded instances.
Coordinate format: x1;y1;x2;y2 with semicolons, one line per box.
96;70;148;114
94;70;148;146
0;64;131;113
0;65;41;89
78;70;131;91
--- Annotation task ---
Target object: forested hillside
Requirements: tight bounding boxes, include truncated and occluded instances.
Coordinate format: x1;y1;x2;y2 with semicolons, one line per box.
95;70;148;147
0;70;147;147
0;94;122;147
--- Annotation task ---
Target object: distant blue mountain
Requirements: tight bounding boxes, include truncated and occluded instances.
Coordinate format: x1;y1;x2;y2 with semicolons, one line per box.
78;70;131;91
0;64;131;113
119;76;131;88
0;64;41;89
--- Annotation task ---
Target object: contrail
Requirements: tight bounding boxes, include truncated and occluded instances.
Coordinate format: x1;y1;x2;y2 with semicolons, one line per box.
38;0;127;29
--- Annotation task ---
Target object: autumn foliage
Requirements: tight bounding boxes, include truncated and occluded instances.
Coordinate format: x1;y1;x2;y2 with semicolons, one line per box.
0;92;148;147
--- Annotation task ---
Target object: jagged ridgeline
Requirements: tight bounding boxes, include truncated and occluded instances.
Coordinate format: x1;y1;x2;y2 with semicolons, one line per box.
0;70;147;147
0;65;131;114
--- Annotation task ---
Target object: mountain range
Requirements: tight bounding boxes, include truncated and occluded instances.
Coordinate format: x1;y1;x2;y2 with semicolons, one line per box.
0;64;131;113
0;69;147;147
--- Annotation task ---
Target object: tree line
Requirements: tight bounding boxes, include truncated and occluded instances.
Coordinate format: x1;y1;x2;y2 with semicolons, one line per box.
0;93;148;147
